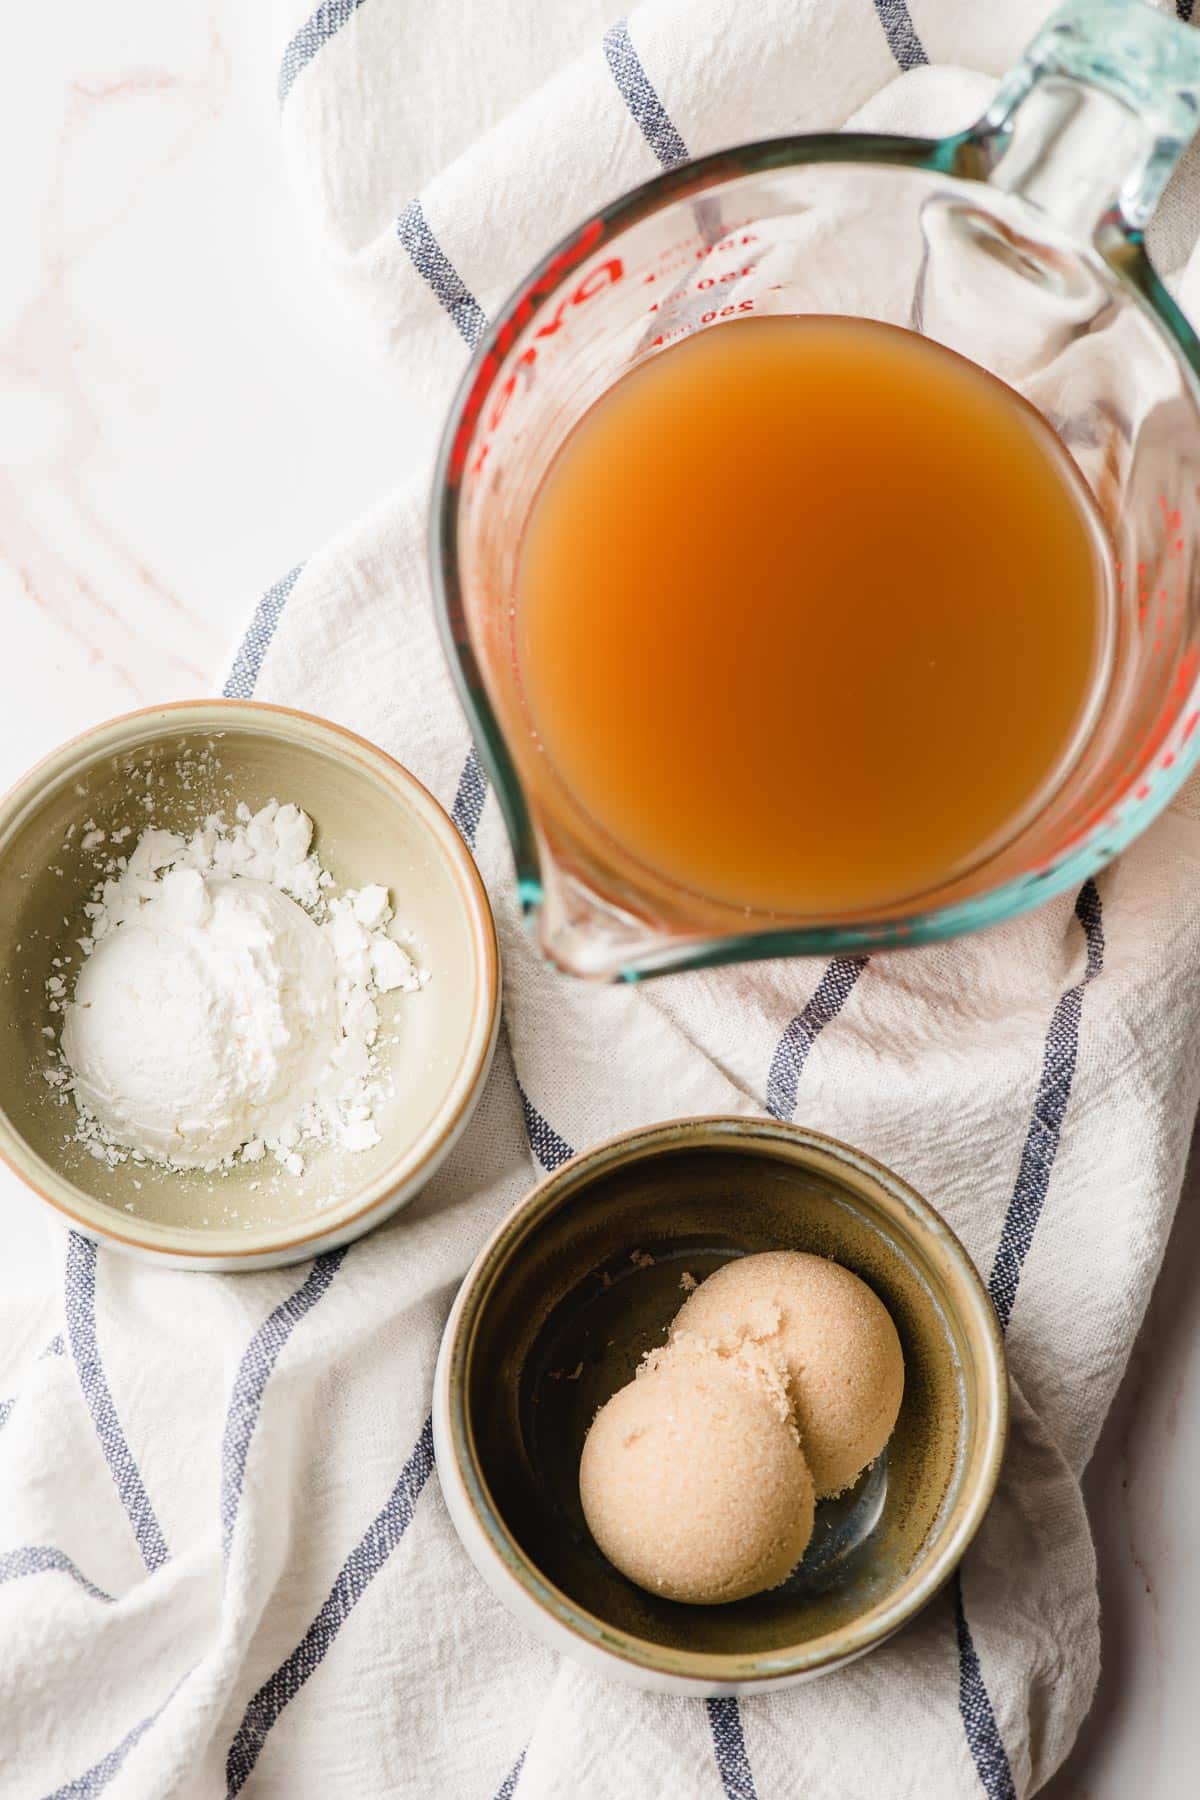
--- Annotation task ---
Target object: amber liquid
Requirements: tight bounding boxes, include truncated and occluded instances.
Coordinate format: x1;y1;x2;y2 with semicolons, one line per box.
516;316;1111;916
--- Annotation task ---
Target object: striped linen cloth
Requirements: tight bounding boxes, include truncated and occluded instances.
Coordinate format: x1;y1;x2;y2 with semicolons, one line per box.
6;1;1200;1794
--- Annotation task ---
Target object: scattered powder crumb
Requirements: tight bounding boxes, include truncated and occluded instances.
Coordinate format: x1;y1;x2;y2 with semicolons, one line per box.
630;1249;656;1269
43;793;430;1194
679;1271;698;1292
640;1330;798;1436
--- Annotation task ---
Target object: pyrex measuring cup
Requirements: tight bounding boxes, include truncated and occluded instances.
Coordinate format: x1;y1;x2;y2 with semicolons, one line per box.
433;0;1200;980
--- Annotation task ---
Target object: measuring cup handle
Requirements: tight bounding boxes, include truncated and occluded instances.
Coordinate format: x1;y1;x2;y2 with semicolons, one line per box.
965;0;1200;238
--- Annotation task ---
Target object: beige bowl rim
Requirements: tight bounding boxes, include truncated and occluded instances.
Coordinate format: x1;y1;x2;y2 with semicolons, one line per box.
436;1113;1009;1686
0;698;500;1264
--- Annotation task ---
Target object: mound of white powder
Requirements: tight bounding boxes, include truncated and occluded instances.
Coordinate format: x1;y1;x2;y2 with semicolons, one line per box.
45;800;427;1177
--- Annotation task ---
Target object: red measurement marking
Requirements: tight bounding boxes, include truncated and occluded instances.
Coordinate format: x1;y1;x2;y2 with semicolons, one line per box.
700;300;755;324
484;346;536;435
1174;646;1200;700
693;233;757;261
696;265;754;291
460;250;625;478
1159;494;1183;534
648;325;692;348
449;343;502;483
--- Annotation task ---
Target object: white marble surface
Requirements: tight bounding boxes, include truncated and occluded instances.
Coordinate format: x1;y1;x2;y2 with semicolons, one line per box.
2;5;1199;1793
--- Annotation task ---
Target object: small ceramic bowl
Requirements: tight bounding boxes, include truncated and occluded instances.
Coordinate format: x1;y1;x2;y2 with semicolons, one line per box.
434;1116;1007;1694
0;701;499;1270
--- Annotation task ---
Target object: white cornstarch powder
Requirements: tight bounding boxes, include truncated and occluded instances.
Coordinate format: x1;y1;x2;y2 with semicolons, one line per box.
45;800;428;1176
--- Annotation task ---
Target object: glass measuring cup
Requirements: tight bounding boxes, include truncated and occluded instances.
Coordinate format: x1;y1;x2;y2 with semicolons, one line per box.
433;0;1200;980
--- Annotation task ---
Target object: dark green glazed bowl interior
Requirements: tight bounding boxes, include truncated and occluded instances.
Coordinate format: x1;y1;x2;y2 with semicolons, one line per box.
452;1120;1007;1679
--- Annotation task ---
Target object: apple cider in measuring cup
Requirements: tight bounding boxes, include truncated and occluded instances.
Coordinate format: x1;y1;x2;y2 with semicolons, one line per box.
515;315;1113;917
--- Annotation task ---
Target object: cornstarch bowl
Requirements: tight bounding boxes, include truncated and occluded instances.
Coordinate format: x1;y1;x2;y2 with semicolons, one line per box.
0;701;499;1270
434;1116;1007;1694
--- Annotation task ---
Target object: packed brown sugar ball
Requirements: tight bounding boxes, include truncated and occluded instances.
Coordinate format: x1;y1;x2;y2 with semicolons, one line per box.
671;1250;904;1497
579;1354;815;1605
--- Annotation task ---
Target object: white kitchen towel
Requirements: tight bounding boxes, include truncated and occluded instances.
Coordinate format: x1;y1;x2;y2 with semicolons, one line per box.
5;1;1200;1795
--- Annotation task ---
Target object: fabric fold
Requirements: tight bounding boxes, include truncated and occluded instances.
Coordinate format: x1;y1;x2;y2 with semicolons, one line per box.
4;2;1199;1794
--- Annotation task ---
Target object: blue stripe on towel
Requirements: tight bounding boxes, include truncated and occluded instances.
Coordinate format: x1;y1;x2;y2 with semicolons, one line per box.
398;198;488;348
705;1697;759;1800
493;1746;527;1800
765;956;869;1121
451;744;489;850
223;563;305;699
988;880;1104;1333
46;1674;190;1800
741;958;870;1792
220;1249;348;1562
225;1415;436;1796
873;0;928;69
700;963;871;1795
278;0;370;106
517;1083;575;1172
955;879;1104;1795
0;1545;114;1605
954;1574;1018;1800
602;20;689;169
64;1234;170;1575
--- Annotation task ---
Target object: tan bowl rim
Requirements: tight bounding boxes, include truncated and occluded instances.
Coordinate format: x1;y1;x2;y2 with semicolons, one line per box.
0;698;500;1261
443;1113;1009;1683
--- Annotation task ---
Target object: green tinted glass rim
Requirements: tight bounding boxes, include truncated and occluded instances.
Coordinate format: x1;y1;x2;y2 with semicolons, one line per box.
430;129;1200;982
